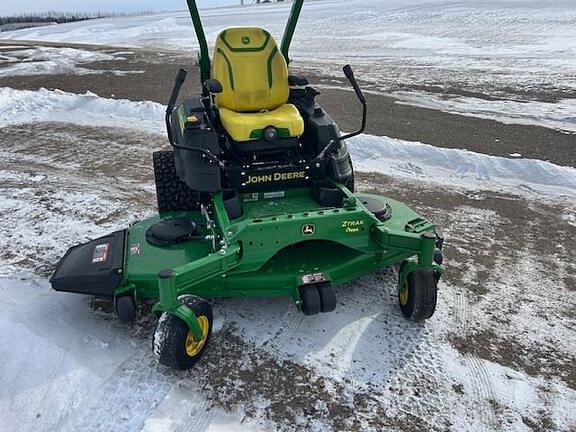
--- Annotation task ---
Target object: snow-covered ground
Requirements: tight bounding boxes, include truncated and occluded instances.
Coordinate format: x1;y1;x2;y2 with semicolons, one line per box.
0;46;111;76
392;91;576;134
0;86;575;432
2;0;576;131
0;45;144;77
0;2;575;431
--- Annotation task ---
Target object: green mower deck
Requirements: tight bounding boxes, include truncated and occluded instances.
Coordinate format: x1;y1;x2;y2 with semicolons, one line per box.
121;187;440;306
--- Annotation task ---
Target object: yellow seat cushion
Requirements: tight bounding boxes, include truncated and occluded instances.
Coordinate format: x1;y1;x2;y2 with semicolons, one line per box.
213;27;289;113
219;103;304;143
212;27;305;143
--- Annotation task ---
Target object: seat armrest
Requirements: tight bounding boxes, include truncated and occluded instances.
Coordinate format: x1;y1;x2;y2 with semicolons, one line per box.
289;75;309;86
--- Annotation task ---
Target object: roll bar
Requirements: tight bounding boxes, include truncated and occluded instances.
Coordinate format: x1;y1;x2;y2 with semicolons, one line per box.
185;0;211;95
185;0;305;92
280;0;304;64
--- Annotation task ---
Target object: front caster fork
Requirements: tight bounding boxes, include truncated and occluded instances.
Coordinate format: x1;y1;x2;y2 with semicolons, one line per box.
152;269;204;342
398;231;444;295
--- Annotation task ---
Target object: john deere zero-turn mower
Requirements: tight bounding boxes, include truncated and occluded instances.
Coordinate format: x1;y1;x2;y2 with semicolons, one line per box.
51;0;444;370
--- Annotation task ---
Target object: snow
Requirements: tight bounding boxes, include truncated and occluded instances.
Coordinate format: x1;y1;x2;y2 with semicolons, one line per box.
2;91;570;430
1;87;574;200
563;212;576;227
140;383;257;432
0;46;118;77
3;1;576;83
1;2;576;430
1;0;575;130
2;271;574;431
0;121;575;432
349;135;576;200
0;274;136;432
393;91;576;134
0;87;165;133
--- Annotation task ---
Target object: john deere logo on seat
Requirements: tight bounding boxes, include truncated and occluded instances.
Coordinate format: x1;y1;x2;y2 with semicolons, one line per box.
302;224;315;236
242;36;251;45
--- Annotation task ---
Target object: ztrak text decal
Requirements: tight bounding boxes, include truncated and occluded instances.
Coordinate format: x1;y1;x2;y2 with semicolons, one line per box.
342;220;364;233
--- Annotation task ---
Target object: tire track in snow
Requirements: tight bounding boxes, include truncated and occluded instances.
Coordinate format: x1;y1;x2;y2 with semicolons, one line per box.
180;387;215;432
446;270;496;427
261;302;304;353
451;284;497;430
452;285;470;328
446;264;497;431
363;269;453;429
390;335;453;430
139;380;215;432
212;315;226;334
463;354;497;432
62;350;175;432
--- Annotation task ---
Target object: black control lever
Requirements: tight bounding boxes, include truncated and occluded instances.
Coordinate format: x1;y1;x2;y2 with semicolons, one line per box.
166;68;187;145
317;65;367;160
343;64;366;105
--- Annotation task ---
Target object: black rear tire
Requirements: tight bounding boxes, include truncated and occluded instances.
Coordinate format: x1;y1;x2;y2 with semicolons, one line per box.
153;151;202;213
399;268;438;322
153;295;213;370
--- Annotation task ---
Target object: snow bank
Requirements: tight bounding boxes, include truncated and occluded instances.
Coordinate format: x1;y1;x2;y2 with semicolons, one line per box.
348;135;576;198
1;87;575;200
0;87;165;133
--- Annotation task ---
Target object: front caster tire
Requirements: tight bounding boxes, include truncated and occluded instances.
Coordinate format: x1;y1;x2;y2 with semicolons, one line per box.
398;267;438;322
153;295;213;370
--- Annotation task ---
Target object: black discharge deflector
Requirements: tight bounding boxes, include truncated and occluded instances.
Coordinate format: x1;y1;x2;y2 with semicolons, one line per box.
50;230;125;297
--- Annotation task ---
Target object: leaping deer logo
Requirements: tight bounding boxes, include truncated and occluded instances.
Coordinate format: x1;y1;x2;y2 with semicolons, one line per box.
302;224;315;236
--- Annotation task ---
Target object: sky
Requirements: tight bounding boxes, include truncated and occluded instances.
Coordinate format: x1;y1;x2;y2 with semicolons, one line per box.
0;0;238;15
